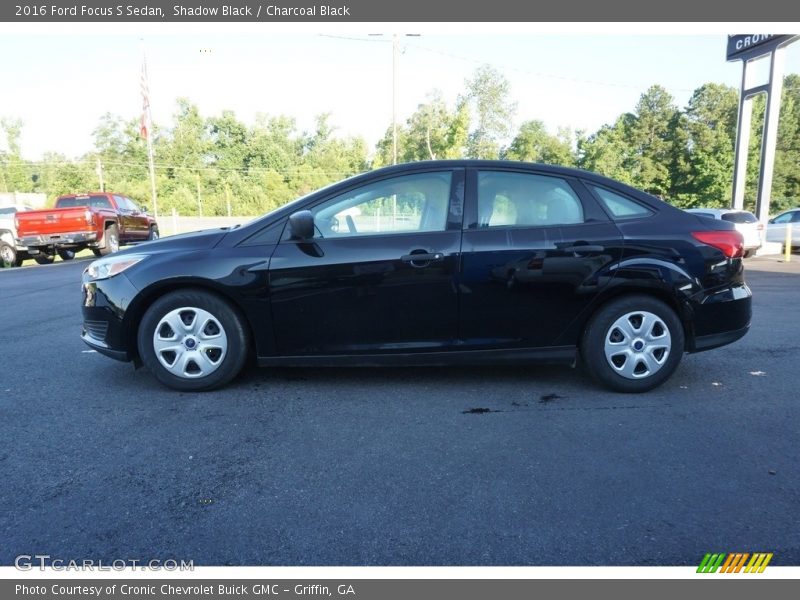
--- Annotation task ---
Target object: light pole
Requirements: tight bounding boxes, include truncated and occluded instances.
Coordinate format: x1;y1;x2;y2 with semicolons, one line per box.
369;33;420;165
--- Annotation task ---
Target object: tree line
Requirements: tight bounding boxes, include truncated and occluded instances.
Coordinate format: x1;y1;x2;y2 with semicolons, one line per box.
1;65;799;216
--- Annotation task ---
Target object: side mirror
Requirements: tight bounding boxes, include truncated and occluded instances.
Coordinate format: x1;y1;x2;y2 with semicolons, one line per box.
288;210;315;240
141;205;148;214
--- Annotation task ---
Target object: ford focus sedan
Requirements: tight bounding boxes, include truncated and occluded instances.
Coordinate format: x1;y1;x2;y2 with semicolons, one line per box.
81;161;752;393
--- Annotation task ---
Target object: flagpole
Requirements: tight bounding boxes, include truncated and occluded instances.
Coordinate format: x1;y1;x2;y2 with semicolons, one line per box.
140;42;158;218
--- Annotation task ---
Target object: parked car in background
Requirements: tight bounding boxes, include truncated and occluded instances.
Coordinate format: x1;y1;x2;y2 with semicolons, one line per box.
81;161;751;394
16;193;159;264
765;208;800;252
0;204;34;267
685;208;763;258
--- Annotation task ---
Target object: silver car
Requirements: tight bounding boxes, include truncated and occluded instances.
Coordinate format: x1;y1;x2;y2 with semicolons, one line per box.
685;208;763;258
765;208;800;251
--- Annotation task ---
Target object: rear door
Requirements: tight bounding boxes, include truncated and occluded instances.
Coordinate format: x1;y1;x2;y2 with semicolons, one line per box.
459;168;623;349
269;168;465;355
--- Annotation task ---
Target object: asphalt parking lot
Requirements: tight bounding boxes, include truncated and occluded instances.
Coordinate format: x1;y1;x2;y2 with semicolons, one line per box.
1;257;798;566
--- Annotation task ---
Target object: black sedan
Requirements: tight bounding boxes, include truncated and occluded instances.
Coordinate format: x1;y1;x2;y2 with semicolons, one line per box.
81;161;751;393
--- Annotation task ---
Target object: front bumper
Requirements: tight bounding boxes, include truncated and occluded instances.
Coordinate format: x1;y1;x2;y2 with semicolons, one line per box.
81;271;140;363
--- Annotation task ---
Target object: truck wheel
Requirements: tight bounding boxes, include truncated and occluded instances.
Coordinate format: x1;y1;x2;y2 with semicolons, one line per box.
581;295;685;393
34;252;55;265
0;242;18;267
99;224;120;256
57;249;76;261
137;289;250;391
148;226;159;241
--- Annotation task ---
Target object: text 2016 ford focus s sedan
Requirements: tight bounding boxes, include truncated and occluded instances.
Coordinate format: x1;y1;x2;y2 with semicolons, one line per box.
81;161;751;393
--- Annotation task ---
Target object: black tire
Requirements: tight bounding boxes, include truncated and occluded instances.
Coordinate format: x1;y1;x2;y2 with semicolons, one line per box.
99;224;120;256
581;295;685;393
34;252;55;265
147;226;159;241
743;249;756;259
92;248;102;257
0;242;17;267
57;249;76;261
137;289;249;391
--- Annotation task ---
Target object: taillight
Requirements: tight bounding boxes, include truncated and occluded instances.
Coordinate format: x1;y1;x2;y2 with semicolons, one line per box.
757;223;764;231
84;209;93;225
691;230;744;258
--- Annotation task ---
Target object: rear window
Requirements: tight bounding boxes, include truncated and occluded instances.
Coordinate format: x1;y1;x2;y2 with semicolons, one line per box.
690;212;716;219
589;185;653;219
721;212;757;224
56;195;112;209
0;207;17;215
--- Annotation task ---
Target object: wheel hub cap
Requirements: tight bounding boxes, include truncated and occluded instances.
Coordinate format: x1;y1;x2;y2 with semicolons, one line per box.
153;307;228;379
603;310;671;380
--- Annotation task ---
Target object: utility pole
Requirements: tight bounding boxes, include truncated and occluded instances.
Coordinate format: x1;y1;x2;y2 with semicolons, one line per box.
95;158;104;192
392;34;398;165
196;172;202;217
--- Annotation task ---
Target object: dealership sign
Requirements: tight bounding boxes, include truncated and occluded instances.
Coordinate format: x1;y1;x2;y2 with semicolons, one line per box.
726;34;796;60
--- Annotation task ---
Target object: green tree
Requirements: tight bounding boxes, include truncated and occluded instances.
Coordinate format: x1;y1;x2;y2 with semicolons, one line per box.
504;120;576;165
463;65;516;159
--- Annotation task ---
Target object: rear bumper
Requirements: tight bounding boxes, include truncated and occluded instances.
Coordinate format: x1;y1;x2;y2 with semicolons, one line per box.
688;282;752;352
22;231;97;248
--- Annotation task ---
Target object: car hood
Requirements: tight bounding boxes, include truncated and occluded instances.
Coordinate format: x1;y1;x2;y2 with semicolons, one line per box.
113;228;228;256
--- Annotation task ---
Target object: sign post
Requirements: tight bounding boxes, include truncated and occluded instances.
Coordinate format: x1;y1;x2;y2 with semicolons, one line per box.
728;34;798;224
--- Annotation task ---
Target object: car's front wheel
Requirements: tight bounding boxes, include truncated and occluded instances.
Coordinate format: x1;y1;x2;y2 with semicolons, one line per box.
137;289;249;391
581;295;685;393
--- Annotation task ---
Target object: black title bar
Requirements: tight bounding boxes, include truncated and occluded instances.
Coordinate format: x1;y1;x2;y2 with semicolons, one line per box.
3;0;800;22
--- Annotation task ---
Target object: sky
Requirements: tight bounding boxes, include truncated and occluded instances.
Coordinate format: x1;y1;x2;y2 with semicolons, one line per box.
1;28;799;160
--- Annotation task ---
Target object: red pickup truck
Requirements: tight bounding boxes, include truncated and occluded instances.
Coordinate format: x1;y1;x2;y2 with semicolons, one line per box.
16;193;159;264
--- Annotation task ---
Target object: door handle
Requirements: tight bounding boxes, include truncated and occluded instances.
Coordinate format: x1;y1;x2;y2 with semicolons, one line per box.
562;244;604;254
401;251;444;266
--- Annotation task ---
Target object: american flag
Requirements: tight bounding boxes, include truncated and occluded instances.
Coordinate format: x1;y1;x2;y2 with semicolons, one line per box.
140;56;151;139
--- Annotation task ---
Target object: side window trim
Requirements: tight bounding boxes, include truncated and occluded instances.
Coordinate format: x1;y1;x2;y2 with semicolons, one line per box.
464;168;604;230
281;169;461;241
586;183;655;221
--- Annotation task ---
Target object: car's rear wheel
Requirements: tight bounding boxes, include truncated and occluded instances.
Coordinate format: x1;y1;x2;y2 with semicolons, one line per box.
99;224;119;256
34;252;55;265
147;226;159;241
743;249;756;259
137;289;249;391
57;249;75;261
581;295;685;393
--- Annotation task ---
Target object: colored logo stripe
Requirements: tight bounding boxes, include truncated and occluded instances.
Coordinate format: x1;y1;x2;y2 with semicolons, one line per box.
697;552;773;573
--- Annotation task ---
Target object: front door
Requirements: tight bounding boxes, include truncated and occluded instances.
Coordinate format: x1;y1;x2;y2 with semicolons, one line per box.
269;169;464;355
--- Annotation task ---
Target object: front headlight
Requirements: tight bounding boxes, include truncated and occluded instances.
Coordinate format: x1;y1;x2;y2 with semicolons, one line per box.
85;254;147;281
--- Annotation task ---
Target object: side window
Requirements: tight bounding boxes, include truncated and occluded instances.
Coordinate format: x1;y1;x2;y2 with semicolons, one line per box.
476;171;584;228
310;172;452;238
772;212;793;224
793;212;800;223
125;197;141;212
112;195;129;211
590;185;653;219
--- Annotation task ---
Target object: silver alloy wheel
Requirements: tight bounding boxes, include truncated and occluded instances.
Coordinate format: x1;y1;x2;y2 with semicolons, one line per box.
107;231;119;252
603;310;671;380
153;306;228;379
150;229;159;240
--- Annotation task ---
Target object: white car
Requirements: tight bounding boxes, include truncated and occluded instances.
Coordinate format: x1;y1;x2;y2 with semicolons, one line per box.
685;208;763;258
0;204;34;267
765;208;800;252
